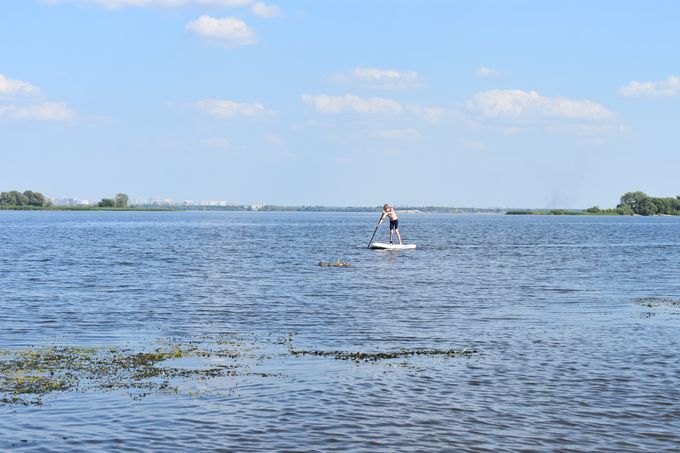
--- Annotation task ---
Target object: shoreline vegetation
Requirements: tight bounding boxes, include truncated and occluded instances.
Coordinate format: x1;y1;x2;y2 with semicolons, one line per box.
507;191;680;216
1;336;475;406
1;190;678;216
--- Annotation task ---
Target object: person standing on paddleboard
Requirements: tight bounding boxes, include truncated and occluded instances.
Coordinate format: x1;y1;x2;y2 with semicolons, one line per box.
382;204;402;245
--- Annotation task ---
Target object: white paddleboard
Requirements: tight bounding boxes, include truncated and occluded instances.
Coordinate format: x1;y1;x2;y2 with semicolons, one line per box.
369;242;416;250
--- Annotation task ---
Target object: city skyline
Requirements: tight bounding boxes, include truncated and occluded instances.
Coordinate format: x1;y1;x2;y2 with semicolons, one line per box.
1;1;679;208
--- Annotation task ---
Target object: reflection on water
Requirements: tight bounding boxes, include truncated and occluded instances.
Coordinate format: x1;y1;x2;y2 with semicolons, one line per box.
1;211;679;450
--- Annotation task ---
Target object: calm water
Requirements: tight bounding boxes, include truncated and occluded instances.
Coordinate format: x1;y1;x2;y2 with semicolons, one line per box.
1;211;679;451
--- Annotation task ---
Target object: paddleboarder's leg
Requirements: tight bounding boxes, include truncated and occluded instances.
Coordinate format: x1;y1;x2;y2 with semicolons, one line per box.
395;227;402;245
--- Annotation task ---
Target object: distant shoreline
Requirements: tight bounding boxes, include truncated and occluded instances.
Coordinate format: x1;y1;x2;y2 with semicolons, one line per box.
505;209;619;216
0;205;507;213
2;205;678;216
0;206;175;212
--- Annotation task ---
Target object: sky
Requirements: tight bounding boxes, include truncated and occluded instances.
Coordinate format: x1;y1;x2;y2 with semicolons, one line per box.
1;0;679;208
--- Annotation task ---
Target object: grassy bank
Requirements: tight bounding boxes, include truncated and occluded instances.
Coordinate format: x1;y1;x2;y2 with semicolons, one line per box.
505;209;621;216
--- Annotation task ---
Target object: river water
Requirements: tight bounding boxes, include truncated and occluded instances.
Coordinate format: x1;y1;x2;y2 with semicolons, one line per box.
1;211;678;450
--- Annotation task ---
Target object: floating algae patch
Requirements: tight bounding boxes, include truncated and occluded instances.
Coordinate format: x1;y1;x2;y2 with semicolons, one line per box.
318;260;352;267
287;341;476;363
0;340;258;406
632;297;680;308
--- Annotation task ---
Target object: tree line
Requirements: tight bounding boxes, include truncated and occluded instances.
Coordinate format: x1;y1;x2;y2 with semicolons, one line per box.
1;190;130;209
585;191;680;216
98;193;129;208
0;190;49;207
615;191;680;215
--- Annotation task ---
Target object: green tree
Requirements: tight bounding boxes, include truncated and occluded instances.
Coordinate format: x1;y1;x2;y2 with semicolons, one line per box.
0;192;12;206
637;197;658;216
10;190;29;206
673;197;680;213
114;193;129;208
653;198;672;215
617;191;648;213
616;204;634;215
98;198;115;207
23;190;47;206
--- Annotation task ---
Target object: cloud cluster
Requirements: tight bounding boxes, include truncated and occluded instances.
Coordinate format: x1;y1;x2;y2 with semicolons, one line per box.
301;94;403;114
619;75;680;97
472;89;614;120
335;68;420;89
300;94;448;140
476;67;499;78
196;98;273;118
462;89;627;142
0;74;41;97
0;102;75;121
251;1;279;18
186;15;256;45
0;74;74;122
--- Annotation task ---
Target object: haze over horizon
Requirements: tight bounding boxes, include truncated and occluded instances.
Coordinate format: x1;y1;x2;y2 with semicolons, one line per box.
1;1;679;208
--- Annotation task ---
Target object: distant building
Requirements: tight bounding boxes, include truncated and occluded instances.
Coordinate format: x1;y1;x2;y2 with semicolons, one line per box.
50;198;91;206
150;198;173;206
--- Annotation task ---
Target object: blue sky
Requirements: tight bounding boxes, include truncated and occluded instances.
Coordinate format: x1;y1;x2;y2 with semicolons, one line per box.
1;0;679;207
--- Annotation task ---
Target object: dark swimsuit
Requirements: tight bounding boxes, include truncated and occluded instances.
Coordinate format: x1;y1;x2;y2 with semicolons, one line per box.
389;219;399;230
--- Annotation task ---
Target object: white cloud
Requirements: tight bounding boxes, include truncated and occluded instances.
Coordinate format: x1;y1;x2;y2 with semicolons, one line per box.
0;73;76;122
472;89;614;120
0;73;41;97
405;105;447;125
251;2;280;18
302;94;403;114
46;0;253;9
301;94;449;127
619;75;680;97
374;128;422;140
466;89;626;140
476;67;499;78
196;99;273;118
0;102;75;122
336;68;420;89
186;16;256;46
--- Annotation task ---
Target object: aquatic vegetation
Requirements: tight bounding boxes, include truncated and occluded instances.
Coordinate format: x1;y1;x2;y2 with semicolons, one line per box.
289;348;475;362
0;342;251;406
632;297;680;308
318;260;352;267
287;337;476;362
1;335;477;406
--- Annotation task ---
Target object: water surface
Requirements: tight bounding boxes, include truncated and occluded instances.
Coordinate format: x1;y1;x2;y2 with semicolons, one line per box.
1;212;679;450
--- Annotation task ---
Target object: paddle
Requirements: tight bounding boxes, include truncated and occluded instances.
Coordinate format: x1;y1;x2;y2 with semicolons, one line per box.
367;213;385;248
